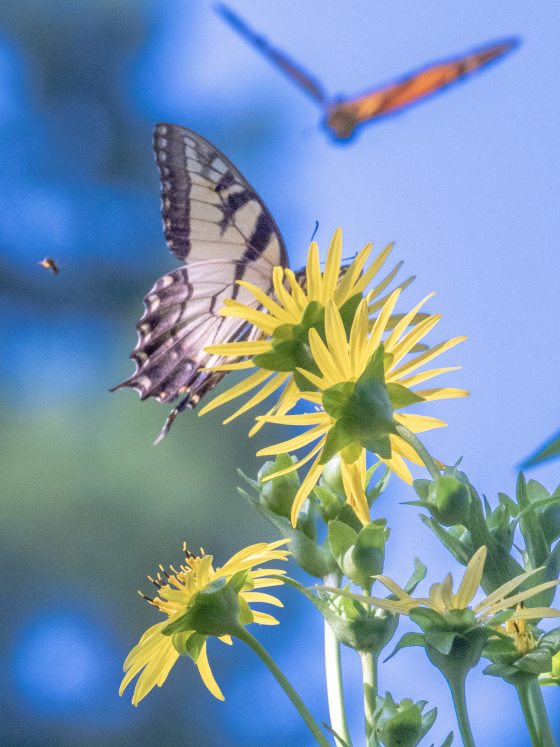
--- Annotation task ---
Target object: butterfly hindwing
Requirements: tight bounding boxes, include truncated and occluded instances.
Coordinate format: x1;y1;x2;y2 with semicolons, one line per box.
113;125;288;439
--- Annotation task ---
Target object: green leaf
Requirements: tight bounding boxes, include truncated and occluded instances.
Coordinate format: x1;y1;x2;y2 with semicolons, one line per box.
253;339;300;371
384;632;425;662
409;607;447;632
440;732;454;747
426;631;458;655
322;381;355;419
387;382;425;409
413;478;431;502
419;515;472;565
404;557;428;594
320;420;356;465
516;647;553;675
517;472;549;569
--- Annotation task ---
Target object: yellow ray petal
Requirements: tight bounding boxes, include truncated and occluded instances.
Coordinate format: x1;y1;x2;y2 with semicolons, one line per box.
309;328;343;383
198;369;272;416
204;340;271;355
272;265;302;320
205;360;257;372
257;424;329;456
284;268;308;309
398;366;462;388
248;380;300;437
394;413;447;433
219;303;277;334
385;293;436;351
222;373;290;424
352;242;395;295
367;288;401;356
241;591;284;607
322;227;343;299
306;242;322;301
381;450;413;484
334;242;373;305
349;299;370;374
324;301;351;377
414;387;470;401
454;546;487;608
341;453;370;525
196;642;224;700
390;336;467;380
235;279;294;324
388;314;442;367
290;454;324;525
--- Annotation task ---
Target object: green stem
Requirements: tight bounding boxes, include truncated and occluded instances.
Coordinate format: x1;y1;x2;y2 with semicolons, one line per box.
527;679;557;747
234;625;331;747
516;679;542;746
446;674;476;747
360;651;378;746
323;572;352;747
395;423;441;481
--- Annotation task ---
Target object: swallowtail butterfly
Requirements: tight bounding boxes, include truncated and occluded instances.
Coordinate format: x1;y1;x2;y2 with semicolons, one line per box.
113;124;290;442
39;257;61;275
218;4;518;140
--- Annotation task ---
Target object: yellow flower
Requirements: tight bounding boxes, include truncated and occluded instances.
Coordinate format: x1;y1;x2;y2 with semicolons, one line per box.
256;294;467;526
119;539;290;705
503;606;538;655
337;546;560;624
199;228;413;433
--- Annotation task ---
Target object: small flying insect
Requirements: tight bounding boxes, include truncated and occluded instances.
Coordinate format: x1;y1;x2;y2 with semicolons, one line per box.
217;4;518;140
38;257;61;275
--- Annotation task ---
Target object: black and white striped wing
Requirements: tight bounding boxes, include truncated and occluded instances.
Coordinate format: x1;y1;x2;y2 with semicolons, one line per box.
113;124;288;441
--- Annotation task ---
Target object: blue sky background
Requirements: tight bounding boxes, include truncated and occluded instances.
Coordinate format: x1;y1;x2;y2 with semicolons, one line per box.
1;1;559;745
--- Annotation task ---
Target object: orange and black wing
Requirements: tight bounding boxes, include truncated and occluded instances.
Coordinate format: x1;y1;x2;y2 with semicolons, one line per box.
327;38;519;139
217;3;328;105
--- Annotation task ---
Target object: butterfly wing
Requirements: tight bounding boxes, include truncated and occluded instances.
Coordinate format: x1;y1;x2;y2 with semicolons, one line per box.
327;38;518;139
113;124;288;441
217;3;328;105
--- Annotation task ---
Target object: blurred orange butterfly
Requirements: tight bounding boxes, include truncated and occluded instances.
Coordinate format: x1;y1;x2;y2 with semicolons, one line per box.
217;4;518;140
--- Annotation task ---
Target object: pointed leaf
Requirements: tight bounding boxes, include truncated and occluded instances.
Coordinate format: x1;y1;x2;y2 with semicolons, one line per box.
384;632;425;662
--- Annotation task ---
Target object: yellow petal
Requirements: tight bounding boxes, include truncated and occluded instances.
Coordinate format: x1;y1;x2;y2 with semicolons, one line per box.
306;242;322;302
352;242;395;295
454;546;487;609
290;454;324;525
394;413;447;433
204;340;271;356
242;591;284;607
322;227;343;300
196;642;225;700
390;336;467;380
398;366;462;388
257;425;329;456
340;452;370;525
236;278;294;324
367;289;401;357
388;313;442;367
260;438;326;480
309;327;343;383
414;387;470;401
384;293;436;351
272;265;302;320
334;242;373;306
349;299;370;373
324;301;351;378
381;450;413;484
222;373;290;424
198;369;272;416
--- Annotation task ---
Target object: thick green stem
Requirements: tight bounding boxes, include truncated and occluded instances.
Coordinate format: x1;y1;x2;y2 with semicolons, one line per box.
446;674;476;747
527;679;557;747
395;423;441;481
360;651;378;746
323;572;352;747
234;626;331;747
516;679;542;747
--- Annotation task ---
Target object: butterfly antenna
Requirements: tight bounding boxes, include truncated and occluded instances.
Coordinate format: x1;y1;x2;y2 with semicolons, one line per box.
310;220;319;243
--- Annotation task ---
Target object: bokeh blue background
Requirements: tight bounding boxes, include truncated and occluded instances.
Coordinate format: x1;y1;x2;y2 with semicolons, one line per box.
1;1;559;744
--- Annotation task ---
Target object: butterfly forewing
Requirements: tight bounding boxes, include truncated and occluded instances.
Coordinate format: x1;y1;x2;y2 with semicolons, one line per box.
113;124;288;439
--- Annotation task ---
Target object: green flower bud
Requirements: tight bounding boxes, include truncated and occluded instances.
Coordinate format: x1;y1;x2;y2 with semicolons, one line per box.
258;455;299;520
328;520;389;590
428;475;470;526
374;693;436;747
321;454;345;497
